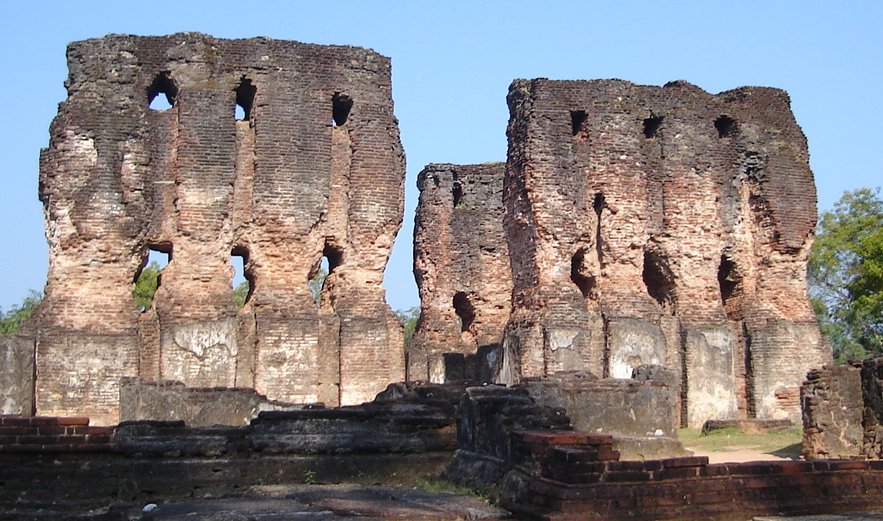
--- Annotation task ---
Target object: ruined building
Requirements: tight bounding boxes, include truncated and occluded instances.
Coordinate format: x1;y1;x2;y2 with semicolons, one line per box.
409;80;828;427
31;33;405;424
499;79;830;426
410;163;512;383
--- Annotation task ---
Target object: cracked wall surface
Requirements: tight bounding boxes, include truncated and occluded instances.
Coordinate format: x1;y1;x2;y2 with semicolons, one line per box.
410;163;512;383
35;33;405;424
499;79;830;426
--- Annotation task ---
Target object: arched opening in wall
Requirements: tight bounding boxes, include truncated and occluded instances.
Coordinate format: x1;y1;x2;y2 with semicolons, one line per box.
452;292;476;332
714;115;736;138
642;248;676;314
147;72;177;111
571;248;596;299
310;243;344;304
717;255;744;321
234;77;256;122
133;244;172;312
332;92;353;127
452;182;464;208
571;110;588;141
231;246;253;307
643;115;664;138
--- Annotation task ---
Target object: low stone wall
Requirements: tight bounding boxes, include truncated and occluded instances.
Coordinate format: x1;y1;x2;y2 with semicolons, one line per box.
446;384;883;520
515;436;883;521
519;370;678;437
0;383;461;518
119;378;307;426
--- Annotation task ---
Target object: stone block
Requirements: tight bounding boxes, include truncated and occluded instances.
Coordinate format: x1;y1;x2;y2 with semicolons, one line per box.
0;334;34;415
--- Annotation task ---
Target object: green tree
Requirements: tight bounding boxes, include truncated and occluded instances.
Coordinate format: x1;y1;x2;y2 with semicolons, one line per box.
133;261;162;311
809;187;883;362
0;290;42;334
233;281;250;307
309;267;327;305
396;306;420;348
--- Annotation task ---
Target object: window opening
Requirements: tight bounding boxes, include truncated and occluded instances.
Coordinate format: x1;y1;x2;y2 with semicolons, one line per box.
643;114;664;138
571;248;595;298
453;182;464;208
714;115;736;138
310;243;343;304
231;246;253;307
717;255;743;320
570;110;588;137
133;244;172;311
147;72;177;111
593;193;605;267
234;77;256;121
332;92;353;126
452;292;476;332
642;248;676;314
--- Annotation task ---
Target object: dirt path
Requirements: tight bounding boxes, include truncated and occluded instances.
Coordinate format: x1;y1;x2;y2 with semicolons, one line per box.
685;446;795;464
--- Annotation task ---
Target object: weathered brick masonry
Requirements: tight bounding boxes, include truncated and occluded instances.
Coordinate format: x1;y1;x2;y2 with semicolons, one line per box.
446;386;883;521
500;79;830;425
410;163;512;383
34;33;405;424
802;356;883;459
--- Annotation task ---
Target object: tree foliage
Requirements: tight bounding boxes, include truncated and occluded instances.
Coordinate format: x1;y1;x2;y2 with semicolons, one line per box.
396;306;420;348
0;290;42;334
809;187;883;362
133;261;162;311
309;267;327;305
233;281;249;307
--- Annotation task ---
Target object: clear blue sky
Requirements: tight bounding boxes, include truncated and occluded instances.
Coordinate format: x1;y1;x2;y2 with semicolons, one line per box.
1;1;880;313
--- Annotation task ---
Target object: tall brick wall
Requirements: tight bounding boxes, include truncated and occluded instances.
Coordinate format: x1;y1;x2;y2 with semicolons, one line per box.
410;163;512;383
35;33;405;424
500;79;830;425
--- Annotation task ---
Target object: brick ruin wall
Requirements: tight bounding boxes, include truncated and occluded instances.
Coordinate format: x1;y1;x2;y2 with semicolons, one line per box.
802;356;883;459
498;79;830;426
31;33;405;425
410;163;512;383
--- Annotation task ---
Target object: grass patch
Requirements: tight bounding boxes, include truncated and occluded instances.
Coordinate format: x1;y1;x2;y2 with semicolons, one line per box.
678;427;802;457
413;478;498;500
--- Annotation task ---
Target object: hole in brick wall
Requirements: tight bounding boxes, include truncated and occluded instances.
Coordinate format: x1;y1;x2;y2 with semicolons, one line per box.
642;248;676;314
332;92;353;126
593;193;606;215
309;243;343;304
452;292;476;332
323;243;344;273
308;257;329;305
718;255;744;321
133;244;172;312
231;246;253;307
235;77;256;121
571;248;596;298
593;193;605;267
714;115;736;138
147;72;177;111
643;115;664;138
570;110;588;137
453;182;464;208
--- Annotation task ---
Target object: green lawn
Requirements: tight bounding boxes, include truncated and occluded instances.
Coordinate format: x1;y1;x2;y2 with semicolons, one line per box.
678;427;803;458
